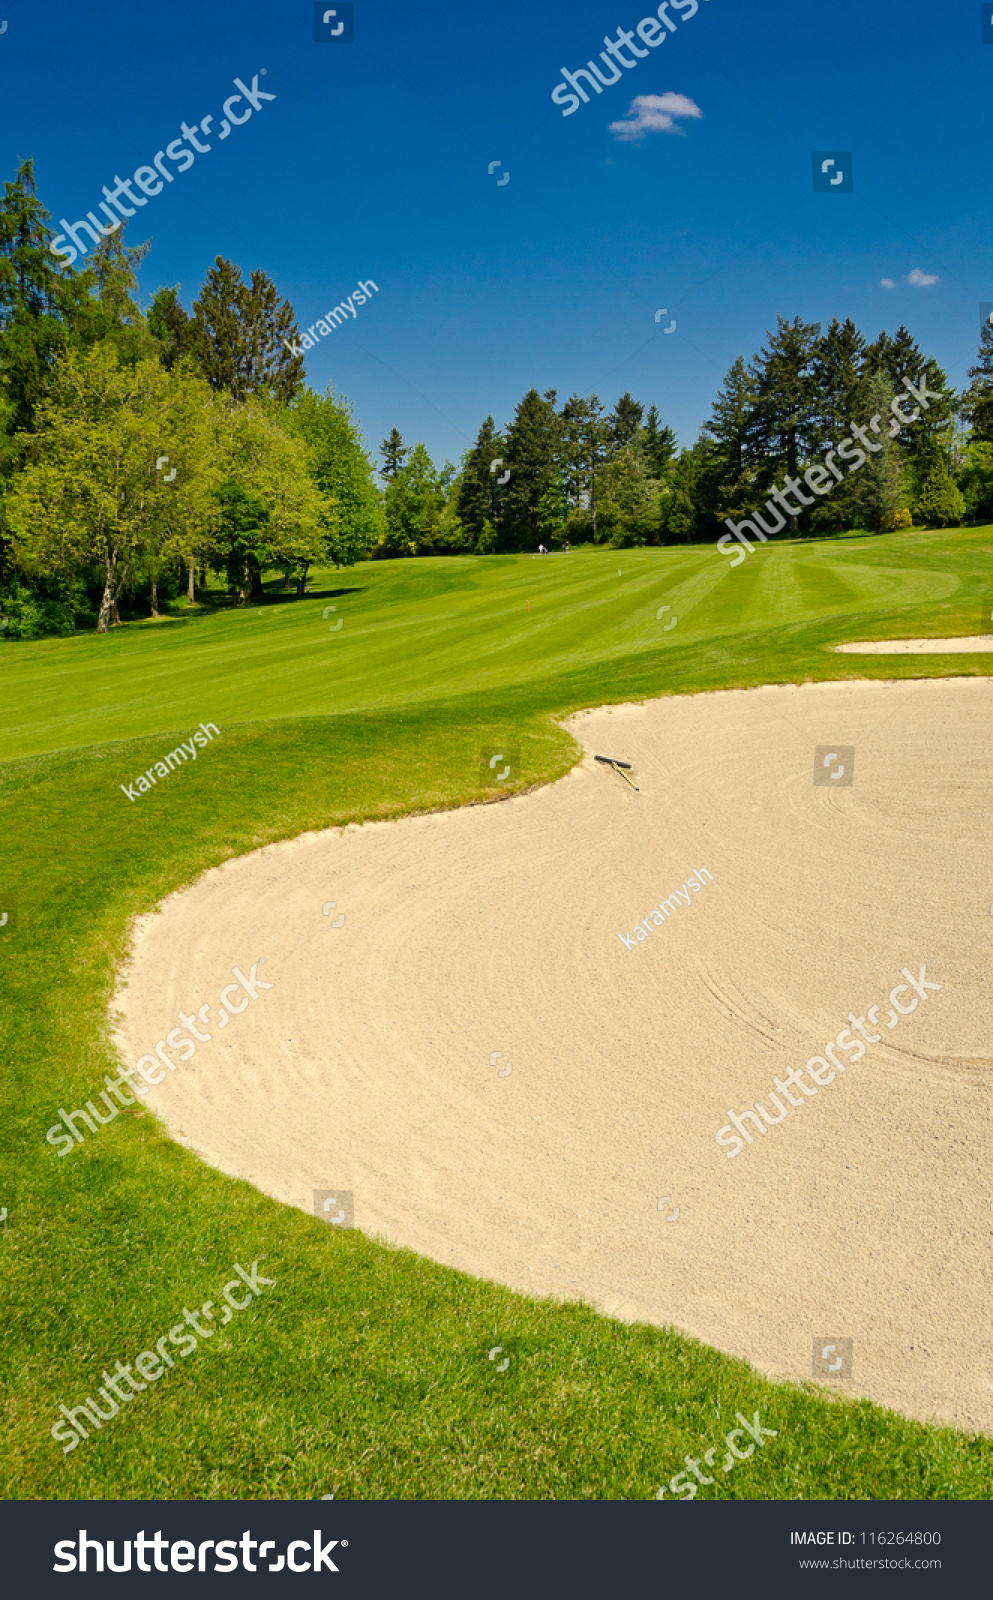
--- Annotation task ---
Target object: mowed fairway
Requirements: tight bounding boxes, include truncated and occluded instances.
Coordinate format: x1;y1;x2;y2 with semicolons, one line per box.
2;529;992;1502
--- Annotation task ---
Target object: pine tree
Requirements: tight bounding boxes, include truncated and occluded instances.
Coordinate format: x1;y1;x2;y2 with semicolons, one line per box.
811;317;865;451
961;320;993;443
148;286;192;371
640;404;677;476
0;157;85;447
608;392;644;454
558;392;606;540
456;416;505;540
379;427;408;481
744;315;822;527
852;371;906;531
502;387;561;548
190;258;303;403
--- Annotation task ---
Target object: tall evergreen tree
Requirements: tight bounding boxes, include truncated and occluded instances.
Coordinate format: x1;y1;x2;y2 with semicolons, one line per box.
864;324;956;482
502;387;561;547
744;315;821;526
456;415;505;540
961;320;993;443
379;427;408;481
0;157;86;450
148;285;193;371
639;403;677;477
190;257;303;403
608;391;644;454
558;392;607;540
810;316;865;451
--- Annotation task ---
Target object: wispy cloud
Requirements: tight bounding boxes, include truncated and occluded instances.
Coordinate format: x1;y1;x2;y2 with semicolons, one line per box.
608;93;702;143
881;268;939;289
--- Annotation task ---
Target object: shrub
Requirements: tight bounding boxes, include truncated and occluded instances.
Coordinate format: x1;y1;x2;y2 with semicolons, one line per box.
879;508;913;532
0;580;78;640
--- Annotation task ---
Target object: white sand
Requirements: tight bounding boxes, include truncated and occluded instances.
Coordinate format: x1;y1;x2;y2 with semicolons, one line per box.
114;678;993;1434
835;637;993;653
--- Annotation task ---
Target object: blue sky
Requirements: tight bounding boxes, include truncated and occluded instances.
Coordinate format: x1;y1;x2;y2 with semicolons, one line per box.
3;0;991;469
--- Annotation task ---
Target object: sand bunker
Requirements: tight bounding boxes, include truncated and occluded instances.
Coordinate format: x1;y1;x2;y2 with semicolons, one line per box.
835;637;993;653
115;678;993;1434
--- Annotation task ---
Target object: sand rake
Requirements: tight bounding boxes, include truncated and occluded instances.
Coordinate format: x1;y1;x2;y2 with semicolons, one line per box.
594;753;639;791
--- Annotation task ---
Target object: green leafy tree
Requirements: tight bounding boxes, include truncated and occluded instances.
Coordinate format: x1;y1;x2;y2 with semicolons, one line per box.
537;472;570;545
599;441;663;547
284;387;382;573
380;442;444;556
5;345;184;629
218;398;325;593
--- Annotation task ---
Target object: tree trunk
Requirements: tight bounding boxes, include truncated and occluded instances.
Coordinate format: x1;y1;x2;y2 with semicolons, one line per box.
295;560;310;597
150;578;160;618
187;558;196;605
591;474;598;543
97;552;124;633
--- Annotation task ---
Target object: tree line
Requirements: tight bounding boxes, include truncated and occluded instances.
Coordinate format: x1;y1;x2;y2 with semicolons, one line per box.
2;157;992;639
376;315;993;557
0;161;379;637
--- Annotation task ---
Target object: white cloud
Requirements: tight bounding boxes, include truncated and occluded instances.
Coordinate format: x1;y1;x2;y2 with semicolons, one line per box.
608;93;702;143
880;268;939;290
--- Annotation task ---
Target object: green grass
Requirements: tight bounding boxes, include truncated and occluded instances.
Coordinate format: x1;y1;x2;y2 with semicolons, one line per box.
2;529;992;1500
